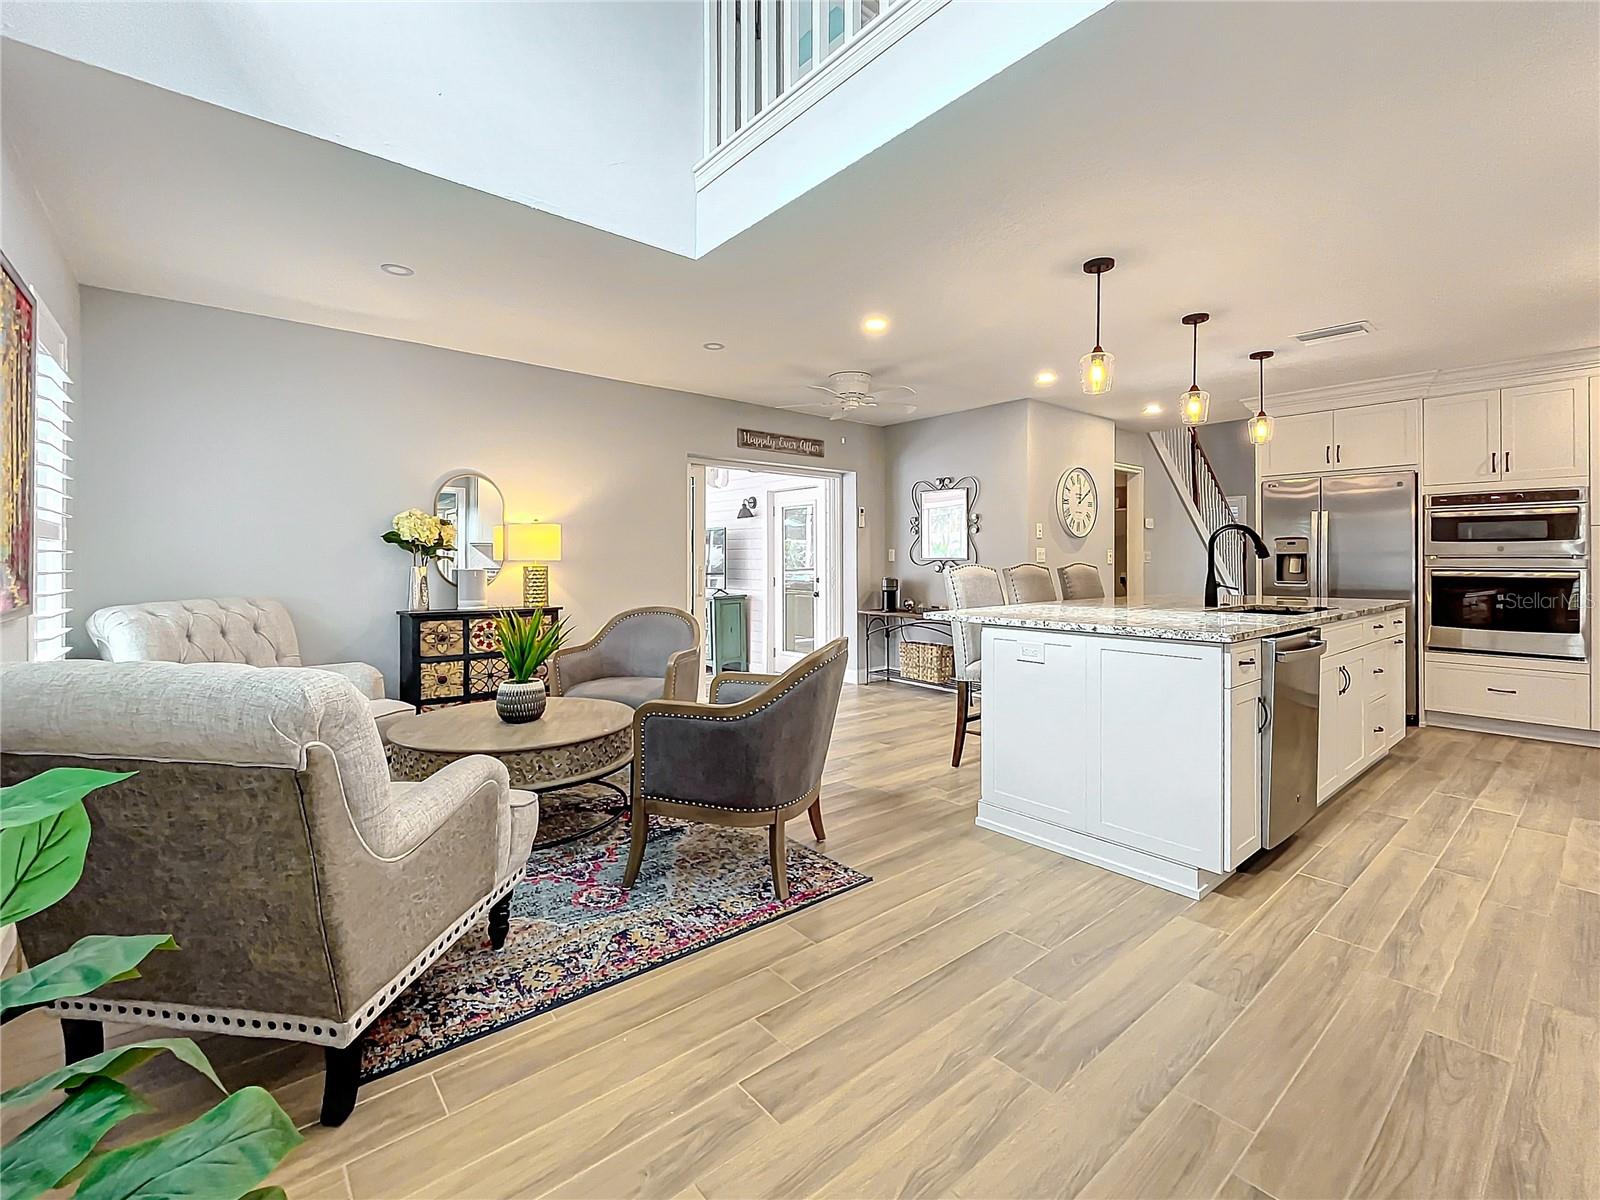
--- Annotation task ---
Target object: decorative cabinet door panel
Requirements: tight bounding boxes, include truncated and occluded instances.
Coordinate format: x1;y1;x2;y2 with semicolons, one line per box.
980;629;1088;832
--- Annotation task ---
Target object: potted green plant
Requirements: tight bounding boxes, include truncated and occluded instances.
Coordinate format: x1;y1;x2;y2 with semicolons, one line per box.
493;610;568;722
0;768;300;1199
381;508;456;611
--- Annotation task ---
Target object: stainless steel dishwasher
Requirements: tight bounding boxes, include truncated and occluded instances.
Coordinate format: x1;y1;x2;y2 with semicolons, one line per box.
1259;630;1326;850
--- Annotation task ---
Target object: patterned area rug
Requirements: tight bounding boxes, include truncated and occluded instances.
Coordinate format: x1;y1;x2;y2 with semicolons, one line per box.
359;788;870;1080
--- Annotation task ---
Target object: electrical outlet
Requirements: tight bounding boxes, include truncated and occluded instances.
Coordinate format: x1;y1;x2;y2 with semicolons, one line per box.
888;548;896;562
1106;548;1115;564
1035;523;1044;540
1035;548;1047;564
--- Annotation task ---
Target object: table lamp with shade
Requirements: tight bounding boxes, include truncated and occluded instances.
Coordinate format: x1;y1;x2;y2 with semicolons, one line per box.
494;522;563;607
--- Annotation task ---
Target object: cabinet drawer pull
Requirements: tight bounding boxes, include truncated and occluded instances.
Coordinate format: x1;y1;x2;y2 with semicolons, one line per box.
1326;445;1332;464
1239;656;1256;667
1491;451;1498;473
1338;665;1352;695
1373;726;1384;734
1257;696;1270;733
1392;638;1404;645
1486;687;1517;695
1336;444;1342;464
1373;623;1384;631
1373;667;1385;674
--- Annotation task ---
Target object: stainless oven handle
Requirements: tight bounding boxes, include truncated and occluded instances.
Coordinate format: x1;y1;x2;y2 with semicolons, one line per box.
1426;569;1584;580
1428;504;1584;518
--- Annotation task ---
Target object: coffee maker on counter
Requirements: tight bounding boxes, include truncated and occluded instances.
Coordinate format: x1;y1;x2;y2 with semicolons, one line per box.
881;577;900;613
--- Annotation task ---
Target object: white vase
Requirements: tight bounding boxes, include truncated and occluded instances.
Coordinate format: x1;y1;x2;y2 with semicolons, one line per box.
409;560;430;611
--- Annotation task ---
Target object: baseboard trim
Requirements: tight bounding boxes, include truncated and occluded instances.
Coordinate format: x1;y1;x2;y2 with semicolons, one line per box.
1425;710;1600;747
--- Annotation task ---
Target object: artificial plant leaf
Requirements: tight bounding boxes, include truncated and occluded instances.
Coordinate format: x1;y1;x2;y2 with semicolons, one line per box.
0;935;177;1016
0;802;91;925
0;1077;149;1200
0;769;134;829
73;1086;302;1200
1;1038;222;1109
239;1189;289;1200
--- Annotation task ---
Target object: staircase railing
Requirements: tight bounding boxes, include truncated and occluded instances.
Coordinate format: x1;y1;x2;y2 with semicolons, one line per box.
1149;426;1250;599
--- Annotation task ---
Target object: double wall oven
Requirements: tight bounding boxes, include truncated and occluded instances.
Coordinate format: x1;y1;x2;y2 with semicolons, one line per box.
1425;488;1588;661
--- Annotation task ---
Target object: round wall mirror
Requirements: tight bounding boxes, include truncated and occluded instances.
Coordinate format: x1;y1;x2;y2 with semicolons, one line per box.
433;471;506;583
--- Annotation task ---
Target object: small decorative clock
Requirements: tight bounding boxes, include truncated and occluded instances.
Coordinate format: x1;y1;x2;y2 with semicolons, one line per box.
1057;466;1098;538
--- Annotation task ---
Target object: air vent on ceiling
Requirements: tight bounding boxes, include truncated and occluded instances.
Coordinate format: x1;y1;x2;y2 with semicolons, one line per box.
1295;321;1375;345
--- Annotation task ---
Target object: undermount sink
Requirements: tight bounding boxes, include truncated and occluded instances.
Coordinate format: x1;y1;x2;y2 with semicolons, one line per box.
1216;604;1332;615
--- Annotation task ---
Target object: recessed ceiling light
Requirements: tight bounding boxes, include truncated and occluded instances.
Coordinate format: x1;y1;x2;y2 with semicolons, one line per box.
1034;370;1059;387
1142;402;1163;416
380;263;414;277
702;341;726;351
861;315;890;335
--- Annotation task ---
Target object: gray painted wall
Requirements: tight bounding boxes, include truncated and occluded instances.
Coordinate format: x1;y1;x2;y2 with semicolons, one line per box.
883;399;1117;606
1026;402;1116;597
74;289;888;691
1116;426;1209;599
883;400;1032;607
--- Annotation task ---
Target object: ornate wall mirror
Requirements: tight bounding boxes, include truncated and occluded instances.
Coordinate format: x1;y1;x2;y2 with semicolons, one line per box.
909;476;981;570
433;471;506;583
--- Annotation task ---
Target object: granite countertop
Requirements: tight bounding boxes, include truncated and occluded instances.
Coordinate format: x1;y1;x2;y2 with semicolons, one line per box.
944;595;1409;644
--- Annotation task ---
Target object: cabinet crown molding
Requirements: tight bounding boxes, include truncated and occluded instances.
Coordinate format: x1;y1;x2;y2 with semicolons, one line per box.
1230;346;1600;418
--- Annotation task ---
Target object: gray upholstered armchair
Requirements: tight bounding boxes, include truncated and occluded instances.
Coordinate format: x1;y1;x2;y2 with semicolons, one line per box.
546;606;701;708
86;597;414;736
622;638;847;901
0;660;537;1127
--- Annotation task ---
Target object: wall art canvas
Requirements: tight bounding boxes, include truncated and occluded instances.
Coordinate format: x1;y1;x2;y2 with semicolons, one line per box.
1;254;35;617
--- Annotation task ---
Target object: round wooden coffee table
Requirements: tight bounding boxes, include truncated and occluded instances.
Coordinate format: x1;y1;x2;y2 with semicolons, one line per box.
387;698;634;846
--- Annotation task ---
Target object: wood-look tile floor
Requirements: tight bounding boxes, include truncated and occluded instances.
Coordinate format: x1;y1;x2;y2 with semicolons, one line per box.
4;684;1597;1199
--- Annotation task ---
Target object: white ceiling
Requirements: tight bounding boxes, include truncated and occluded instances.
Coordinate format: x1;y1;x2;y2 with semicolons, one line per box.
3;0;1597;425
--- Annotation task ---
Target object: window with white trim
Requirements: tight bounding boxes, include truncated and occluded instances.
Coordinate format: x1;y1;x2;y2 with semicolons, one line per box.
31;308;72;661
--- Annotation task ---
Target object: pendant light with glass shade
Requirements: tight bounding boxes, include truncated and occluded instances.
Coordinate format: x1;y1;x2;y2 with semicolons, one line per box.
1080;257;1115;394
1247;350;1275;445
1179;312;1211;425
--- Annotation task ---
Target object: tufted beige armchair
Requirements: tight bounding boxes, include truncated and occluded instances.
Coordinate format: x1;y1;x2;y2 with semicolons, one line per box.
86;597;413;735
0;660;538;1126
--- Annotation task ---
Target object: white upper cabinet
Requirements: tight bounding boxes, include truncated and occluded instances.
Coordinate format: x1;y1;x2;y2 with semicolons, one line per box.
1260;411;1335;477
1423;380;1589;488
1333;400;1419;470
1259;401;1418;477
1423;390;1502;487
1499;380;1589;482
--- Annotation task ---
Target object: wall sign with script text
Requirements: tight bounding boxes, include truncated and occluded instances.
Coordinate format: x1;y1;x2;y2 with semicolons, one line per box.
737;428;825;458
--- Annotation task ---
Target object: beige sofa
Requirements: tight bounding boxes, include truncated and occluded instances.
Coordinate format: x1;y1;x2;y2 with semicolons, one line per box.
0;660;537;1125
86;597;414;735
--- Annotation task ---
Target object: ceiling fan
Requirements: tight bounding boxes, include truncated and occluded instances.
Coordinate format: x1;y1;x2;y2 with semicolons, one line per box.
776;370;918;422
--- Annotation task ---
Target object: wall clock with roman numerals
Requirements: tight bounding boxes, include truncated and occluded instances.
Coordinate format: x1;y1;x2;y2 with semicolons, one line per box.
1057;466;1098;538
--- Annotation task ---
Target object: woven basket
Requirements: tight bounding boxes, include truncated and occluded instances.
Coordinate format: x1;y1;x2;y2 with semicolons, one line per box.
899;640;955;685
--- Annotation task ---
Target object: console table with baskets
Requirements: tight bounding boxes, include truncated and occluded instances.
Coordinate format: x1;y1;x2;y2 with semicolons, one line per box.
859;607;957;692
398;606;563;710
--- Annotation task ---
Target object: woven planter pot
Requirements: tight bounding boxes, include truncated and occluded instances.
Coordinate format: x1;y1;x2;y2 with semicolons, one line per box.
496;679;547;723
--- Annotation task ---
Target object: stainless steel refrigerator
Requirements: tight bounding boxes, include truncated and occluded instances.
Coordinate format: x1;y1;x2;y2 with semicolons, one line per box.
1260;471;1419;720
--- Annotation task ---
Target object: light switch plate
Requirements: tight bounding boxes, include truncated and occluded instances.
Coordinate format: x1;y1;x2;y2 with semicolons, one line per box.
1035;548;1047;564
1145;517;1155;529
1106;548;1115;564
857;507;867;529
1035;523;1044;539
888;548;896;562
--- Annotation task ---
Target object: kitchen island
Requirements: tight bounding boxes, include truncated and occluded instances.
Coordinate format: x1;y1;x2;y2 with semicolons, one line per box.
947;596;1409;897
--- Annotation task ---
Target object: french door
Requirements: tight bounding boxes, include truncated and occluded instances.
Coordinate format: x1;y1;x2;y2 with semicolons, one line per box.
769;484;827;670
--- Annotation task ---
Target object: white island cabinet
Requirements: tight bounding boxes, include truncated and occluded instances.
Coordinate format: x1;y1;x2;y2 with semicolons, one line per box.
949;598;1409;898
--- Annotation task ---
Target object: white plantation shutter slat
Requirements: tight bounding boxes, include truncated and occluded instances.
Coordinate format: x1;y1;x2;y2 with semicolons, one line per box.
31;326;74;662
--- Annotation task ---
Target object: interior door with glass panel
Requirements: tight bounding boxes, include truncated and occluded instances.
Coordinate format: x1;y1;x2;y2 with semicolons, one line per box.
770;485;826;671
